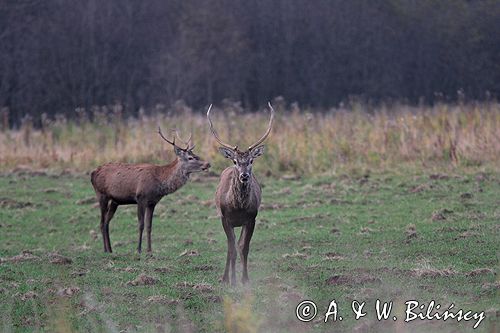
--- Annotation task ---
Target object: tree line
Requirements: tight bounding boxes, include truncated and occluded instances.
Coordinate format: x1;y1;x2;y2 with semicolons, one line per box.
1;0;499;125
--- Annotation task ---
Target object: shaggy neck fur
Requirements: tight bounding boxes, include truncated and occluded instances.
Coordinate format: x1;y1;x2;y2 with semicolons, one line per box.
159;158;189;195
230;168;252;209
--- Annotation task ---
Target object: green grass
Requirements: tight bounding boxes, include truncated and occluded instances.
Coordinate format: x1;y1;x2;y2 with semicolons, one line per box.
0;170;499;332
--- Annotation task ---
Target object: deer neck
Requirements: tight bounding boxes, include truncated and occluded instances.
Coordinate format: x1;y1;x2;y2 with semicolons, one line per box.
158;158;189;195
230;169;252;209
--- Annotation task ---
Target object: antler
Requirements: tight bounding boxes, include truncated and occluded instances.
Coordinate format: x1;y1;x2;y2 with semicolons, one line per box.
248;102;275;150
206;104;238;150
158;126;176;146
174;129;194;150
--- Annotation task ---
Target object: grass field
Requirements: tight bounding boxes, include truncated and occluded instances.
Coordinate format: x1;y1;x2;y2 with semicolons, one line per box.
0;169;498;332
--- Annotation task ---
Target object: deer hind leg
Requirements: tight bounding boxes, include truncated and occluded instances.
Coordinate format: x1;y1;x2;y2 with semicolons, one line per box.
222;219;237;286
238;221;255;284
104;201;118;253
98;195;110;253
137;204;145;254
145;204;156;253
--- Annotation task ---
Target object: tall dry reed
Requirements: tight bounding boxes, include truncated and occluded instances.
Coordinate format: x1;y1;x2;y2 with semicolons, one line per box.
1;102;499;176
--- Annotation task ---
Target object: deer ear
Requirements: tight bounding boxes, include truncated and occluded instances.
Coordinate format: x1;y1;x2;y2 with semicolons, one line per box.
218;147;235;159
174;146;184;156
250;145;265;158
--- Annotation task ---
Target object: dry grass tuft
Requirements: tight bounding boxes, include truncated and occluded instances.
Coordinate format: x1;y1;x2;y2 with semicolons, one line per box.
1;102;499;176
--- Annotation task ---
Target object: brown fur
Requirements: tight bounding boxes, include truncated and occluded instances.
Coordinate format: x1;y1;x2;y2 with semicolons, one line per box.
207;102;274;285
214;153;264;286
91;149;209;253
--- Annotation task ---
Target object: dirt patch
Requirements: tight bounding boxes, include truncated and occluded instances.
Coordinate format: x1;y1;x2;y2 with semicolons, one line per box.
323;252;345;261
455;230;480;239
409;183;430;193
405;224;418;242
466;268;496;277
126;273;158;286
20;291;38;301
71;269;89;277
176;282;214;294
147;295;179;305
57;287;80;297
460;192;473;199
326;274;381;286
179;249;199;257
359;226;376;235
48;253;72;265
281;174;301;181
482;282;500;290
0;198;34;209
260;203;290;210
282;252;308;259
330;227;340;234
89;229;98;240
75;197;96;205
153;267;171;274
429;173;450;180
1;250;40;264
431;209;453;221
410;268;457;278
201;200;214;207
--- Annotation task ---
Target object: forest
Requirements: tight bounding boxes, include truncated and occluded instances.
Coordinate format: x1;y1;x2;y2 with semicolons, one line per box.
0;0;499;125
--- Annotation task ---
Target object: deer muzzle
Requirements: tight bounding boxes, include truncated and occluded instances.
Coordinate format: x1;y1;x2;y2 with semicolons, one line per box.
239;172;250;183
201;162;211;171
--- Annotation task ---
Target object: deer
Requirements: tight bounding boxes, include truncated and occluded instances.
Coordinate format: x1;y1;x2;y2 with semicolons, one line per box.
90;128;210;254
207;102;274;286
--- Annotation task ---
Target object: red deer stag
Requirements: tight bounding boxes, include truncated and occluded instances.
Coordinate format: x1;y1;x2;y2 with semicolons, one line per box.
91;129;210;254
207;103;274;285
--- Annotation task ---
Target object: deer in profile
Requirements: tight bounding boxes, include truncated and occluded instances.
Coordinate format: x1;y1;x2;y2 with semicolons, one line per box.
207;102;274;285
90;129;210;254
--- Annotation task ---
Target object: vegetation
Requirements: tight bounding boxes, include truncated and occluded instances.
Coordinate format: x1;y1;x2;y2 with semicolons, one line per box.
1;102;499;176
1;0;500;123
0;171;498;332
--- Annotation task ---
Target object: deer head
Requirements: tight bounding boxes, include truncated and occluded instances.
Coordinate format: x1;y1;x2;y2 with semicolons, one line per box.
207;102;274;183
158;127;210;173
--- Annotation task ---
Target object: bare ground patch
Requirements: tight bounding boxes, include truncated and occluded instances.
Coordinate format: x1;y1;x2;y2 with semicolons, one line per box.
125;273;158;286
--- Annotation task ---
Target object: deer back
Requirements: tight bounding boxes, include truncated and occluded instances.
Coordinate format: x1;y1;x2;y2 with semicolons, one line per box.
91;160;185;204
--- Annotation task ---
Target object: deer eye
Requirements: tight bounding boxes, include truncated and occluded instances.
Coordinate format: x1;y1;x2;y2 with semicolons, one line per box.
188;156;194;161
250;160;253;164
233;160;237;165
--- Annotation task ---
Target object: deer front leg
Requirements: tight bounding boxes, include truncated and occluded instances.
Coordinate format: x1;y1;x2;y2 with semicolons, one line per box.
145;204;155;253
104;201;118;253
222;219;237;286
239;221;255;284
98;195;110;253
137;204;145;254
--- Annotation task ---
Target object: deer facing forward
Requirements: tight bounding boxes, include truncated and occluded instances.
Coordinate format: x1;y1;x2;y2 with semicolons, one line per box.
91;129;210;253
207;103;274;285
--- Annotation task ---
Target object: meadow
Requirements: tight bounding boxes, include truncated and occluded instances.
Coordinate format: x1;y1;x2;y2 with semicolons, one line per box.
0;102;499;332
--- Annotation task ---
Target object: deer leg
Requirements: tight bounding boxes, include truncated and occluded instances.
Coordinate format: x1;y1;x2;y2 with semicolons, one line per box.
239;221;255;284
99;195;110;253
104;201;118;253
222;219;237;286
145;204;155;253
137;204;145;254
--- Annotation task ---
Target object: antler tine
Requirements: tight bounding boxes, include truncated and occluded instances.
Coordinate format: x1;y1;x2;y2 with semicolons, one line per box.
248;102;275;150
173;129;193;150
206;104;237;150
158;126;176;146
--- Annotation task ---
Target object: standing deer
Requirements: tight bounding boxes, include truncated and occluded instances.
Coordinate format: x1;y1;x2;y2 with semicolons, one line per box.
207;103;274;285
90;129;210;254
